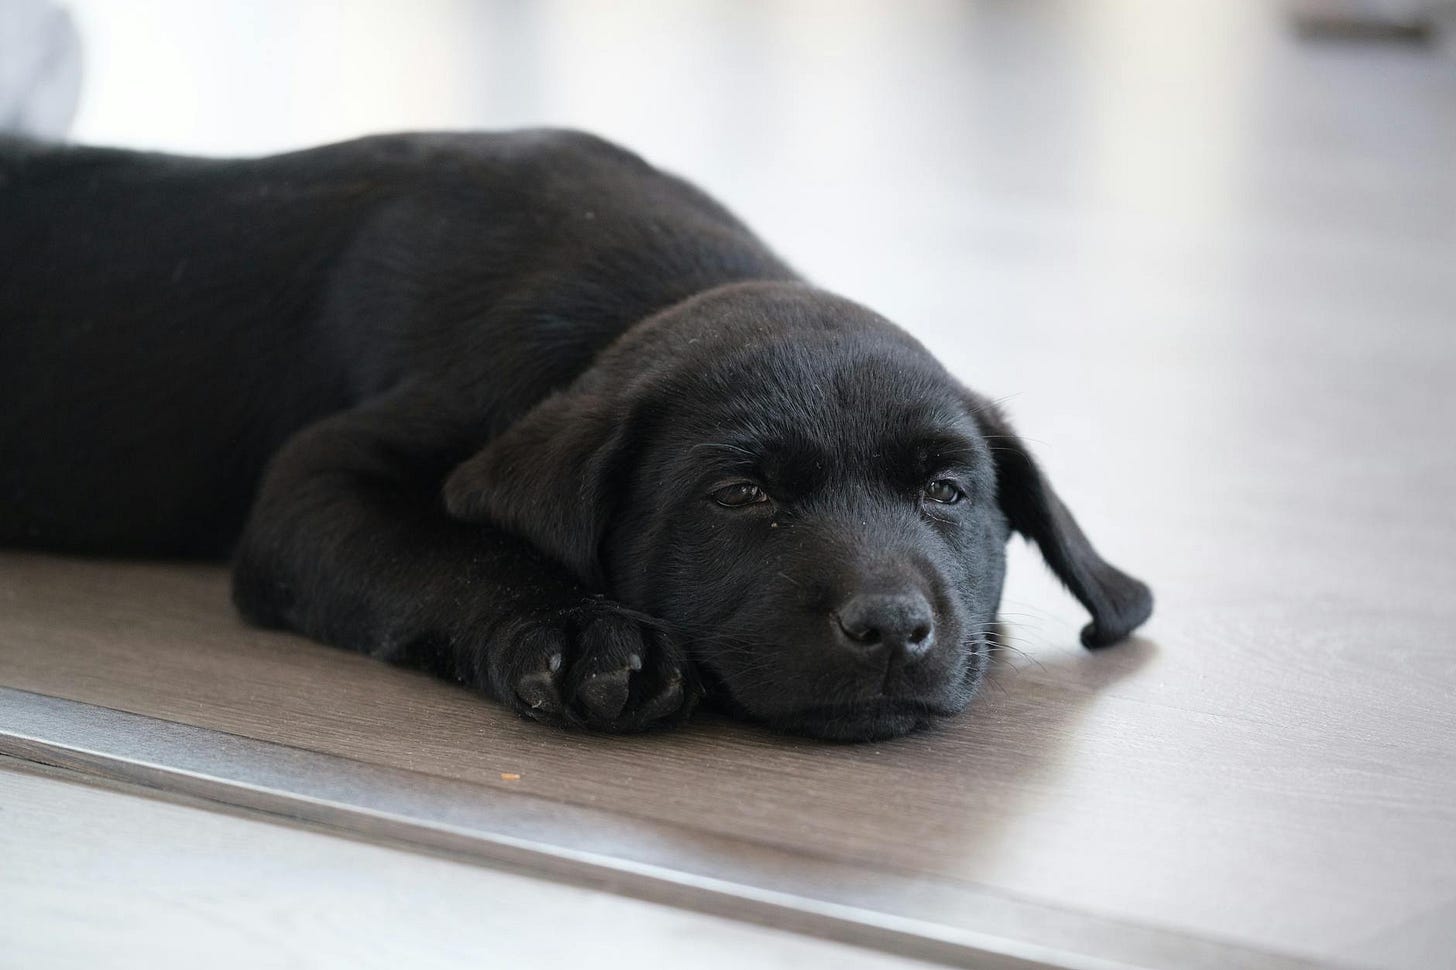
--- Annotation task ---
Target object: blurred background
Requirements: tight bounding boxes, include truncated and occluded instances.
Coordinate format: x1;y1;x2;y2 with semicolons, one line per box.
17;1;1456;346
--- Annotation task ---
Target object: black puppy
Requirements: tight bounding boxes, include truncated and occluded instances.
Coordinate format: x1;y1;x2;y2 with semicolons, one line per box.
0;130;1151;740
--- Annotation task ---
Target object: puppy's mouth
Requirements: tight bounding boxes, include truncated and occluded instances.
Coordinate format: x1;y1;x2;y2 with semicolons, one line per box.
696;634;990;742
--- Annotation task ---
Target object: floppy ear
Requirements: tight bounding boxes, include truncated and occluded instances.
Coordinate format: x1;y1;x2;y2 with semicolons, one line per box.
443;388;631;589
970;397;1153;648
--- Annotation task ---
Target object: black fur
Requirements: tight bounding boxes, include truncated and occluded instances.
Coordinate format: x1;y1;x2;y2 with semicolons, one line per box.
0;129;1152;740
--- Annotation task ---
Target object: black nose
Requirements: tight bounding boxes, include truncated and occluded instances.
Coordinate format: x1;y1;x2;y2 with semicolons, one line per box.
834;592;935;660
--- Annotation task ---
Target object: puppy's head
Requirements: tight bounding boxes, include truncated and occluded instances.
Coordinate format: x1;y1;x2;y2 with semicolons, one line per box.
446;283;1151;740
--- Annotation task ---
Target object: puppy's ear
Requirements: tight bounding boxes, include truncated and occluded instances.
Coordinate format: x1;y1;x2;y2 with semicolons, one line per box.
969;396;1153;648
443;388;631;589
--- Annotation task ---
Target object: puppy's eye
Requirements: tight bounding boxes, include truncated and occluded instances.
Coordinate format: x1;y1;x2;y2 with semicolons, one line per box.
923;479;964;505
712;482;769;508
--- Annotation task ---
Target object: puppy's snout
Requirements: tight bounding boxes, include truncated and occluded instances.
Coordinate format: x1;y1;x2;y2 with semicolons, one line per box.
833;591;934;661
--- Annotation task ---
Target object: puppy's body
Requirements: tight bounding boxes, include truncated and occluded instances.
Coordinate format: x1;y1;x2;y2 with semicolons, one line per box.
0;131;789;554
0;130;1151;739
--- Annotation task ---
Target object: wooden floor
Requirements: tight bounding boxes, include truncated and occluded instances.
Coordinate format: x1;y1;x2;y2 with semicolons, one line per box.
6;2;1456;968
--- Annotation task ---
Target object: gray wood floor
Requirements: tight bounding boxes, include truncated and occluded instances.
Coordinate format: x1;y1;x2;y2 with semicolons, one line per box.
4;2;1456;968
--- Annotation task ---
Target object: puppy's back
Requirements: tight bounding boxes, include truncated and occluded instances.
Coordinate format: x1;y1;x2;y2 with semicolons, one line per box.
0;131;793;556
0;137;396;554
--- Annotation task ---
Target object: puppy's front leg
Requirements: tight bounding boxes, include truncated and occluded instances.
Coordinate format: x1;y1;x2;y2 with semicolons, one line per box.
231;390;696;731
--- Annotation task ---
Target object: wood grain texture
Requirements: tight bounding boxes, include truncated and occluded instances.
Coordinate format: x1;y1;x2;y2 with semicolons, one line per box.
7;1;1456;968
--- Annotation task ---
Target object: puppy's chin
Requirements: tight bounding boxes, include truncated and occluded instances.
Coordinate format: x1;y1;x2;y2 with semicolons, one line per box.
765;699;951;742
699;640;989;742
708;682;969;741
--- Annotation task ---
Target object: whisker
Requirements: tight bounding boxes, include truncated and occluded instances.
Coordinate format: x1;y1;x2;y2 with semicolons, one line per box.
689;441;758;459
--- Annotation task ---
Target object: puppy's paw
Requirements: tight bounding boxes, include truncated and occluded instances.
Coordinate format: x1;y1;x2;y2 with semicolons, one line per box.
494;604;697;732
